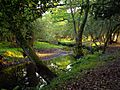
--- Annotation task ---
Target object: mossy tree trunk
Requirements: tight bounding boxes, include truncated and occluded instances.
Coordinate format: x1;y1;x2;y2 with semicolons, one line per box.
25;30;34;47
75;0;89;59
25;24;35;47
10;26;57;84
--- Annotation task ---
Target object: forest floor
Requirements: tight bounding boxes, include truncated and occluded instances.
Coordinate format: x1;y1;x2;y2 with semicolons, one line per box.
56;44;120;90
1;43;120;90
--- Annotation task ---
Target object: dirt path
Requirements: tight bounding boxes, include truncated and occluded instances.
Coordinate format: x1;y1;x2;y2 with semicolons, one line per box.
62;44;120;90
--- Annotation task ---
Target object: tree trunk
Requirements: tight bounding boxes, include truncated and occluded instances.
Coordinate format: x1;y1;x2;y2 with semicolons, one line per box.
75;0;89;59
11;27;57;84
109;33;113;44
102;32;110;54
103;20;112;53
115;31;119;42
69;0;77;44
25;24;35;47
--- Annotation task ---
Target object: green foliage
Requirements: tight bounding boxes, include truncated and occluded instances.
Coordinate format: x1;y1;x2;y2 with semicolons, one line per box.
0;42;11;48
93;0;120;19
1;0;120;89
0;42;22;53
32;6;75;42
0;0;61;44
82;48;89;55
43;55;74;75
0;28;13;42
48;6;70;22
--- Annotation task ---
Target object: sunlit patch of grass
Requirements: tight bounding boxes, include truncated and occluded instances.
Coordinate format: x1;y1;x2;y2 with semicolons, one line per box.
55;59;71;70
34;42;64;49
43;55;73;75
59;39;75;43
57;21;67;25
59;39;75;45
3;51;23;58
0;42;23;60
92;42;104;46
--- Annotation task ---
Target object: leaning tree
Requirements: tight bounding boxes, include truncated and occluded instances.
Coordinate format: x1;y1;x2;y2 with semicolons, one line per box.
0;0;61;83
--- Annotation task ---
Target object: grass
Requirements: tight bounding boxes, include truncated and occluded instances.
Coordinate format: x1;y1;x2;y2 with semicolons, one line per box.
58;39;104;47
0;42;22;58
59;39;75;45
43;55;74;75
0;41;64;53
34;42;64;49
0;42;21;51
41;51;117;90
0;41;65;59
0;41;118;90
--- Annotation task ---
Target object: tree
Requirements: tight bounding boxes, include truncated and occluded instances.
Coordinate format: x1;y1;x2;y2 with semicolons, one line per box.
76;0;89;58
66;0;90;58
32;6;74;43
0;0;60;84
92;0;120;53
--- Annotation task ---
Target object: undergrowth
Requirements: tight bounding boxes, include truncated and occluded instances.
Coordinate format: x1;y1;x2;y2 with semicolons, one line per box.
41;51;118;90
